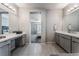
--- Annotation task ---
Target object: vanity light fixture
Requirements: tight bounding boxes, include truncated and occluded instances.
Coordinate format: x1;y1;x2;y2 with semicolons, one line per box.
1;3;16;12
67;4;79;12
67;7;74;12
73;4;79;8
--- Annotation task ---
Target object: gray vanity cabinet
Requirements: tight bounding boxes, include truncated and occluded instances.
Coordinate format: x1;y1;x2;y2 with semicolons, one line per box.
55;33;72;53
72;37;79;53
59;34;65;48
0;40;11;56
55;33;60;45
63;37;71;53
19;34;27;46
60;34;71;53
11;39;15;51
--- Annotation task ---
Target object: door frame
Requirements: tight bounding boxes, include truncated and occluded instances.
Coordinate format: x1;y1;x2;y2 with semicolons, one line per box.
29;10;42;43
29;9;47;44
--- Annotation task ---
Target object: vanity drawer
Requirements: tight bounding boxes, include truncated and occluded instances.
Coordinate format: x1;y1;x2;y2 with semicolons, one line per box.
60;34;71;39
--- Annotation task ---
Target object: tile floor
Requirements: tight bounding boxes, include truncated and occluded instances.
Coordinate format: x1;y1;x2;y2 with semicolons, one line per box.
12;43;67;56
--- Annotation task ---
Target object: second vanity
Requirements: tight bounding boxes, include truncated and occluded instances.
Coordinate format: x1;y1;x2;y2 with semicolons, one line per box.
0;34;27;56
55;31;79;53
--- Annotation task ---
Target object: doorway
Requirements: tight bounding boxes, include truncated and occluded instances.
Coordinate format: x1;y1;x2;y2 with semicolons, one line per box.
30;12;41;43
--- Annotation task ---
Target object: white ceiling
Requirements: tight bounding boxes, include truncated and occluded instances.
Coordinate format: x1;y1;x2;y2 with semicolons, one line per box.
15;3;68;9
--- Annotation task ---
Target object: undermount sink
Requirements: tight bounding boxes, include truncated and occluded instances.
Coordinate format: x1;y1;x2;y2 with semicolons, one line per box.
0;36;6;39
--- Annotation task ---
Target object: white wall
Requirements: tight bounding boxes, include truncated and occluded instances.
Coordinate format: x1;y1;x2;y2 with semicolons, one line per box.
41;10;47;42
18;8;30;43
9;13;19;33
46;9;63;42
8;4;19;33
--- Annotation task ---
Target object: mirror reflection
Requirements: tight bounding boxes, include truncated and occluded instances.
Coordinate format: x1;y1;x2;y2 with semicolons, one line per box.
0;8;9;34
63;9;79;33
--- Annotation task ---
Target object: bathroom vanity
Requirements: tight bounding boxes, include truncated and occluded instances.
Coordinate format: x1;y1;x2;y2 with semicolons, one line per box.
55;7;79;53
0;34;27;56
55;31;79;53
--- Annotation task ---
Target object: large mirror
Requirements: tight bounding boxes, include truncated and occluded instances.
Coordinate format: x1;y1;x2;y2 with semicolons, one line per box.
0;8;9;34
63;9;79;32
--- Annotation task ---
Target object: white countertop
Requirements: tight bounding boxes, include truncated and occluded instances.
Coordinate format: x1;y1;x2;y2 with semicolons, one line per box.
0;33;25;43
55;31;79;38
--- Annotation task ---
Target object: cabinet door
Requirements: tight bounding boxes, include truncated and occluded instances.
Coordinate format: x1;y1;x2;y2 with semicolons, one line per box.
11;39;15;51
55;33;60;44
0;44;9;56
72;42;79;53
60;34;71;53
72;38;79;53
56;35;58;44
64;38;71;53
55;33;57;42
59;36;64;48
